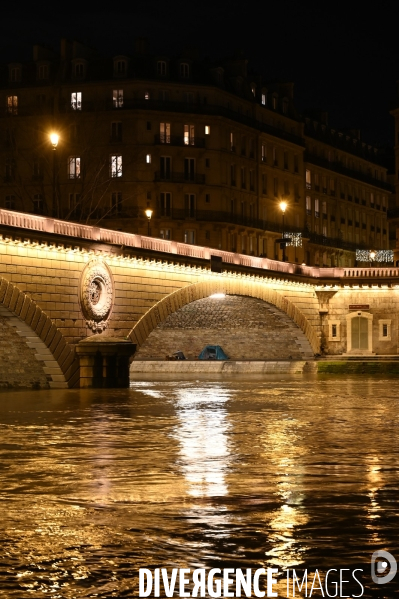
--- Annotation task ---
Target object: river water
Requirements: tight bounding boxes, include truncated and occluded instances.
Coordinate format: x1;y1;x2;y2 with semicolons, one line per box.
0;374;398;598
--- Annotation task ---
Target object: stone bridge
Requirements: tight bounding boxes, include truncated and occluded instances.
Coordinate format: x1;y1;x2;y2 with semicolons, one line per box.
1;208;399;388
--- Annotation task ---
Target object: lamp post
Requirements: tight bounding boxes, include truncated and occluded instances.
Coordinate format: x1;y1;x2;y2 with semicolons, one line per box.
50;133;59;217
369;250;376;268
279;201;287;261
145;208;153;236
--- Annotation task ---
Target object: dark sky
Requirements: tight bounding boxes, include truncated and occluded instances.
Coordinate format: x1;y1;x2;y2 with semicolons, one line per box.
1;1;398;149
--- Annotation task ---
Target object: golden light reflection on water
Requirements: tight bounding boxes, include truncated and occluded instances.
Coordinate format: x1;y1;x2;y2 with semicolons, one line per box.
0;377;399;597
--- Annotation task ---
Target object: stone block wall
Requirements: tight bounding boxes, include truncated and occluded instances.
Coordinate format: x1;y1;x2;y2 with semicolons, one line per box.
134;295;314;360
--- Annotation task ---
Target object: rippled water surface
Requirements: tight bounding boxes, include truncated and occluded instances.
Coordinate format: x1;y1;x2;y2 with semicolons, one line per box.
1;375;399;598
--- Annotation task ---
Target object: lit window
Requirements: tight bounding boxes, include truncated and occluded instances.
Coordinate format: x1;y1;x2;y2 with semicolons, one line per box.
251;85;256;96
230;132;235;151
205;125;210;135
157;60;166;76
261;93;266;105
184;124;195;145
71;92;82;111
180;63;189;77
146;154;151;164
113;89;123;108
110;155;122;177
68;156;81;179
305;169;311;189
144;91;150;100
272;94;278;109
160;122;171;144
7;95;18;115
306;196;311;214
261;144;267;162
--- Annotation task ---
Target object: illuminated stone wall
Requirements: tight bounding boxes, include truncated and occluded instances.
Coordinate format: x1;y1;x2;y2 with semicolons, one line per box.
134;295;314;361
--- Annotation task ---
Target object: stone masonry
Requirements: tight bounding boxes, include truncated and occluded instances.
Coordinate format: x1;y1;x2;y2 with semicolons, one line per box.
134;295;314;360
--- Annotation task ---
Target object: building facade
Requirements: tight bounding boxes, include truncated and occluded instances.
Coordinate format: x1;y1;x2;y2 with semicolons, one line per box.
0;39;391;266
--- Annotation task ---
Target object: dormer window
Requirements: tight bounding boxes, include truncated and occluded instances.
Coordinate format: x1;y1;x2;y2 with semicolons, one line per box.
38;64;49;80
75;63;85;78
282;98;288;114
251;84;256;97
116;60;126;74
261;90;267;105
113;56;128;77
272;94;278;110
9;65;21;83
180;62;189;78
157;60;167;76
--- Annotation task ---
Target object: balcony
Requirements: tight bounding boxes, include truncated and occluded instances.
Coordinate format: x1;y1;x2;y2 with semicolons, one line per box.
154;134;205;148
154;171;205;184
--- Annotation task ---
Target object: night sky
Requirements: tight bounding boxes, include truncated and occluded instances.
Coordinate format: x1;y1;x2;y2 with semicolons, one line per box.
1;1;398;150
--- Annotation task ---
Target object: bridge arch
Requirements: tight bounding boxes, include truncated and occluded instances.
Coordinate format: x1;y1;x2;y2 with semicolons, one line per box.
0;276;79;388
128;279;319;355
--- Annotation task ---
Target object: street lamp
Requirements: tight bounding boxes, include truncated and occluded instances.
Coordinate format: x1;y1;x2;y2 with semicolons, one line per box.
145;208;153;236
50;133;59;217
279;201;287;261
369;250;376;268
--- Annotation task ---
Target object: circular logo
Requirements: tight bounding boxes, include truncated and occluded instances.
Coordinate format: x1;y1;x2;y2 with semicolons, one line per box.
80;260;113;332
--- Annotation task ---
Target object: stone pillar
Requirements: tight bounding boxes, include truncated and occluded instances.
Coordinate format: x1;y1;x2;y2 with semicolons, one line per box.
76;337;136;388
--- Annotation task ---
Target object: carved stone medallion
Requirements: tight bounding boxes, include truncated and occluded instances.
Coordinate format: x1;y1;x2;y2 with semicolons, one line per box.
80;259;113;332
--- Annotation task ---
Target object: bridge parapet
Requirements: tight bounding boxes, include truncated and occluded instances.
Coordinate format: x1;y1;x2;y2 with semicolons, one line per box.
0;209;397;282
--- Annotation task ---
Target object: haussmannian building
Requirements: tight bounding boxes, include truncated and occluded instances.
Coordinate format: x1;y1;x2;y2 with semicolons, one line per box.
0;39;392;266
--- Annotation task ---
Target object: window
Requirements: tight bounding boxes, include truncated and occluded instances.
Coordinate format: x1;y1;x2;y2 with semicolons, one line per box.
115;59;126;74
262;173;267;194
184;158;195;181
184;124;195;145
249;170;255;191
5;160;15;180
71;92;82;110
180;63;189;77
205;193;210;203
68;156;81;179
306;196;311;215
241;135;246;155
7;95;18;115
379;320;391;341
294;155;299;173
230;132;235;151
305;169;311;189
272;94;278;110
241;167;246;189
160;122;171;143
146;154;151;164
231;164;236;186
113;89;123;108
282;98;288;114
205;125;210;135
144;92;150;100
328;321;341;341
315;198;319;218
146;121;152;130
184;230;196;244
294;183;299;202
33;158;44;180
249;138;255;158
69;193;81;211
159;89;169;102
160;192;171;216
284;151;288;170
75;63;84;78
273;147;278;166
38;64;49;80
9;67;21;82
157;60;167;76
183;92;194;103
5;195;15;210
111;192;122;215
160;229;171;240
111;121;122;141
160;156;171;179
185;193;196;217
273;177;278;196
110;155;122;178
261;144;267;162
284;180;289;195
261;93;266;105
33;194;44;215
